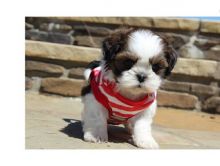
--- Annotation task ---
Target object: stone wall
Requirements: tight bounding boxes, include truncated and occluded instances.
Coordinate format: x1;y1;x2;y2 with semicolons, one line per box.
25;17;220;114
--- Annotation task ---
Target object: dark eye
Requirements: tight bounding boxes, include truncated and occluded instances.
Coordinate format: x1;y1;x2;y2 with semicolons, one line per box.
124;59;135;69
114;56;137;74
152;63;163;73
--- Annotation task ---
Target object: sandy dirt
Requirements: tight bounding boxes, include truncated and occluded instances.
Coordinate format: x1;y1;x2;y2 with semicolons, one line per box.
25;91;220;149
154;108;220;132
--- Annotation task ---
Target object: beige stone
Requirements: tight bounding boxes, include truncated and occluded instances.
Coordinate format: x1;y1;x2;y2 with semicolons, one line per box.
172;58;220;81
211;45;220;51
201;21;220;34
25;40;101;66
179;43;204;59
160;80;191;92
39;23;72;32
204;50;220;61
191;83;219;97
68;68;85;79
25;41;220;81
74;36;103;48
158;32;189;49
26;30;74;45
194;37;220;50
73;25;112;36
26;60;65;77
160;80;219;100
152;18;200;31
54;17;153;28
25;22;34;30
53;17;200;31
157;90;198;109
214;64;220;80
41;78;85;97
203;96;220;114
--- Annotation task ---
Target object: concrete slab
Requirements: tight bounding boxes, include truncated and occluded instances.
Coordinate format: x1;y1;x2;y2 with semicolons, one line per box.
25;91;220;149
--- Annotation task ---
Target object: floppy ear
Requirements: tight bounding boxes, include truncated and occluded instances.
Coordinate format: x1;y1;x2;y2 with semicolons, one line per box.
102;28;134;62
102;37;122;61
164;45;178;76
157;33;178;77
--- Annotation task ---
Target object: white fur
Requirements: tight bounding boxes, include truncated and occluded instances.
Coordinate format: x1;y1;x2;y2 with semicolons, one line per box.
128;30;163;62
82;91;158;148
118;30;163;93
117;65;162;93
81;93;108;143
81;29;162;148
128;100;159;149
82;61;160;148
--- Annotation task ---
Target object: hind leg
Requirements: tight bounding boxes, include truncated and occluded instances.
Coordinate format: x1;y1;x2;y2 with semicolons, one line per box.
81;93;108;142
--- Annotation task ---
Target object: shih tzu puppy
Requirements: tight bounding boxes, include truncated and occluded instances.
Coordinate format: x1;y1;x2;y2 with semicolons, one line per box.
81;28;178;149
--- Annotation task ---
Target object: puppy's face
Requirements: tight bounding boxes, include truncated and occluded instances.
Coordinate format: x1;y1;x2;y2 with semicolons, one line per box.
102;28;178;93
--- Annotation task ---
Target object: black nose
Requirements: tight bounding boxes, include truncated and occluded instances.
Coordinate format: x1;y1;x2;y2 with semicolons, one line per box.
136;73;146;83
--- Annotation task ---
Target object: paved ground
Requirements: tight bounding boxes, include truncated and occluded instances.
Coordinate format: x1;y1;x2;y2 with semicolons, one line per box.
25;91;220;149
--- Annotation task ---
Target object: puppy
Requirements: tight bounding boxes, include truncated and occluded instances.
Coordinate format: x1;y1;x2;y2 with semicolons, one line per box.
81;28;178;149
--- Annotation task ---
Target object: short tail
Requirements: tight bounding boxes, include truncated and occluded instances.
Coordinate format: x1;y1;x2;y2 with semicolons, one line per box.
84;68;92;81
84;60;101;81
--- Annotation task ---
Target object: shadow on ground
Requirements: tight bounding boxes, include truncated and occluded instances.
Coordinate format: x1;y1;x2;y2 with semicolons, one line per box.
60;118;132;144
60;119;83;140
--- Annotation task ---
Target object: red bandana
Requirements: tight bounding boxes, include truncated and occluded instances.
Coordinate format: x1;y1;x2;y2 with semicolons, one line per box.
89;67;156;124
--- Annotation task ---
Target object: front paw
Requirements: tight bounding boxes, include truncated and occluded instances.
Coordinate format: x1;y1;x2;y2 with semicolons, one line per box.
84;130;108;143
133;135;159;149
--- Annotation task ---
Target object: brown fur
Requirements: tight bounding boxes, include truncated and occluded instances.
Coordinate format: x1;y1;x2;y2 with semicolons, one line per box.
150;54;169;77
102;27;178;78
82;28;178;102
102;27;135;62
110;51;138;76
154;32;178;76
